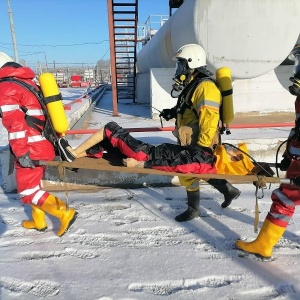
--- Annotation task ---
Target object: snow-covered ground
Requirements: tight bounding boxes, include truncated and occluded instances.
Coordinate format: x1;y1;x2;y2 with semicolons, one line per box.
0;89;299;300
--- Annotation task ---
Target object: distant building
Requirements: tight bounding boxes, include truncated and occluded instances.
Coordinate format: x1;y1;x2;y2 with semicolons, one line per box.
83;69;94;81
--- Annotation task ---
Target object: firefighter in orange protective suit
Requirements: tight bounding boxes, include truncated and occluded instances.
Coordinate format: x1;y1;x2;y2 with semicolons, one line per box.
236;46;300;259
0;52;77;237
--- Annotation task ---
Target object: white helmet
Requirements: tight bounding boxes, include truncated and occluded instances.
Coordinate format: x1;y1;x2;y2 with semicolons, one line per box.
0;52;14;68
173;44;206;69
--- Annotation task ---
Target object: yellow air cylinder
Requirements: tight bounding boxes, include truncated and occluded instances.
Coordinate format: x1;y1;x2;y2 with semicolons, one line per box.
216;67;234;126
38;73;69;135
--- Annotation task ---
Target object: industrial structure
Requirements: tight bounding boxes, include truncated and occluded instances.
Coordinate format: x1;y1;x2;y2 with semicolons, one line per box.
106;0;187;114
106;0;299;117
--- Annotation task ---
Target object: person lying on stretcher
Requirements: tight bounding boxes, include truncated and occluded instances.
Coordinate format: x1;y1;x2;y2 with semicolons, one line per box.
58;44;242;222
58;118;243;223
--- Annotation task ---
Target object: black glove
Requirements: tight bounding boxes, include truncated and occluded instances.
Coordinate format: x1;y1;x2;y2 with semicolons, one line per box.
280;157;291;171
17;152;35;168
251;162;275;177
293;176;300;187
159;107;177;121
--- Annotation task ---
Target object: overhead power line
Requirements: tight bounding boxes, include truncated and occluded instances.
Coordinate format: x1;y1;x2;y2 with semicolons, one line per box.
0;40;109;48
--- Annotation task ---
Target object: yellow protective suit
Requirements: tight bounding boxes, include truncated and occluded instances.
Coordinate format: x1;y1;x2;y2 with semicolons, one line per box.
175;79;221;190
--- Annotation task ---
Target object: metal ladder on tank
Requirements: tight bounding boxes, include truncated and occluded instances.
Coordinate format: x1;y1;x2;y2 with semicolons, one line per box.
110;0;138;103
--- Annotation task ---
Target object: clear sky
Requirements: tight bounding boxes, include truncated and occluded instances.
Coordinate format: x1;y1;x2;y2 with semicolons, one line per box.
0;0;170;68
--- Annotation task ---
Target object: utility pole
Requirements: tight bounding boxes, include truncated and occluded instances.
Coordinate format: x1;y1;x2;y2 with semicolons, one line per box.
38;62;42;75
43;51;48;71
7;0;19;63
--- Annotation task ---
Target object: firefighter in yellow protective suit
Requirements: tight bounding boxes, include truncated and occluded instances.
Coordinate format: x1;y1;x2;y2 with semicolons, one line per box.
159;44;241;222
58;44;241;223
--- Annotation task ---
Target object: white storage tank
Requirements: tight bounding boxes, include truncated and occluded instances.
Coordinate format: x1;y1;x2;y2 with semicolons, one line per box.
137;0;300;79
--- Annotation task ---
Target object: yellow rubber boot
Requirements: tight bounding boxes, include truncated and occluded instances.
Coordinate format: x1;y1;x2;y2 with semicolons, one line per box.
40;195;78;237
21;204;47;231
236;219;286;259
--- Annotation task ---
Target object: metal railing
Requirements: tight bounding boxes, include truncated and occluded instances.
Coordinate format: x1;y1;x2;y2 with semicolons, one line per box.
138;14;169;45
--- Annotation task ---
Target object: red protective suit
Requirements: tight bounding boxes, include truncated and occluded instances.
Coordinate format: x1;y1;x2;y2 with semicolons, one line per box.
0;65;55;205
267;95;300;228
85;121;216;174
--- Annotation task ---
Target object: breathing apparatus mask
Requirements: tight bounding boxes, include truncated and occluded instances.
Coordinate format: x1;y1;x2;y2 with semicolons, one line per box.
171;59;191;97
288;44;300;96
171;44;208;98
171;62;212;98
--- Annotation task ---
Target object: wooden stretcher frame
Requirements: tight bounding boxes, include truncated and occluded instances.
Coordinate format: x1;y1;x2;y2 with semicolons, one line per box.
40;156;288;185
41;155;287;233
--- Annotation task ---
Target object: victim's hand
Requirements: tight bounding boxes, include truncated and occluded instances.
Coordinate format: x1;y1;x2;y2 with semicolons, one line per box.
123;158;145;168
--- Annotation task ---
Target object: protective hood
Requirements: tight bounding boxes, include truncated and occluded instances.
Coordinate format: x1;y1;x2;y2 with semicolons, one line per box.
0;65;36;80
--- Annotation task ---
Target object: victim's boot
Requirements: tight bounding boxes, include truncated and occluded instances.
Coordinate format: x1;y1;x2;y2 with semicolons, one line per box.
21;204;47;231
175;190;200;222
40;195;78;237
207;179;241;208
236;219;286;259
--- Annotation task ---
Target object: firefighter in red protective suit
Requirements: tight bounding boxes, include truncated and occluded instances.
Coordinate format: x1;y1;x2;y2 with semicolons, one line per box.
236;45;300;259
57;44;240;222
0;52;77;237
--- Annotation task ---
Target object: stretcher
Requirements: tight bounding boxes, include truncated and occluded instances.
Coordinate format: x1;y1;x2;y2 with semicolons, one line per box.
39;154;289;185
40;155;292;233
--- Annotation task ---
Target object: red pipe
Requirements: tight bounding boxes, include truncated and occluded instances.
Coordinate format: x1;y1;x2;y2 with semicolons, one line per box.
65;122;294;135
64;98;83;110
107;0;118;116
230;122;294;129
66;127;175;135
